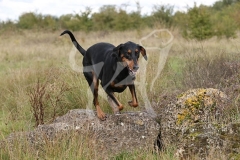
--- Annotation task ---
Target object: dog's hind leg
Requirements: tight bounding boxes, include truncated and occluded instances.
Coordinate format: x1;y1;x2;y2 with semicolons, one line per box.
84;72;106;120
107;95;120;114
106;90;124;114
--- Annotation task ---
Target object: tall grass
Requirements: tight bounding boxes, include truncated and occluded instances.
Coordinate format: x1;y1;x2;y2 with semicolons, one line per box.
0;131;177;160
0;29;240;159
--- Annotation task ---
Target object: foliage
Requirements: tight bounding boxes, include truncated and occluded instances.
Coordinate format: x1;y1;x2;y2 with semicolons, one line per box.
1;0;240;40
92;5;117;31
17;12;58;30
211;1;240;38
183;4;214;40
60;7;93;32
151;4;174;28
0;20;17;30
92;4;143;31
28;77;70;127
213;0;240;10
0;25;240;159
17;12;39;29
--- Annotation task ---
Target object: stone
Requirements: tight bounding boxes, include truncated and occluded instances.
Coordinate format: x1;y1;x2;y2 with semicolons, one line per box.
1;109;160;157
158;88;240;159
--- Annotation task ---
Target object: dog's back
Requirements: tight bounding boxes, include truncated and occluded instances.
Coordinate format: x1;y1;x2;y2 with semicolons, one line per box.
84;42;115;66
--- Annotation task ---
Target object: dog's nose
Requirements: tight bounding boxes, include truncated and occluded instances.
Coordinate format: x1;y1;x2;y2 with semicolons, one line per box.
133;66;139;70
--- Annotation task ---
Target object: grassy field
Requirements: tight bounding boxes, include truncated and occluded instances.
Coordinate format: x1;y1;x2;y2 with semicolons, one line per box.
0;28;240;159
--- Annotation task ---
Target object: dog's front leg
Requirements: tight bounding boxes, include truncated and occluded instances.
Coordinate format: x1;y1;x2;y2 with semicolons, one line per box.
128;85;138;107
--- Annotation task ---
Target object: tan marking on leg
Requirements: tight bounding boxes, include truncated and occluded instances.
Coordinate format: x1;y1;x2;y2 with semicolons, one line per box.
92;71;106;120
96;104;106;120
107;96;119;114
107;93;124;113
128;86;138;107
114;95;124;110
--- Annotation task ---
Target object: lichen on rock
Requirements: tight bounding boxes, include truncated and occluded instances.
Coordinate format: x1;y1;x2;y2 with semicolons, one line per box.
176;88;227;125
159;88;240;159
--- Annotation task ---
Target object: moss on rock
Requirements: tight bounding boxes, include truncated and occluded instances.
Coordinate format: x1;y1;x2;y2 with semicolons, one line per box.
159;88;240;159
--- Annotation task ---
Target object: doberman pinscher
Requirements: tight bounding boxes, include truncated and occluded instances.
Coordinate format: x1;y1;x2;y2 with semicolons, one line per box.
60;30;147;120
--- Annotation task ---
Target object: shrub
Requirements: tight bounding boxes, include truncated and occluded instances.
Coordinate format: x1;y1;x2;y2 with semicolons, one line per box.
41;15;58;31
17;12;39;29
151;4;174;28
184;4;214;40
28;74;70;127
92;5;117;31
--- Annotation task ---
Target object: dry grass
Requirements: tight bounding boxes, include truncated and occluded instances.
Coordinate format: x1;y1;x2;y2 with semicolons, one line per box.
0;29;240;159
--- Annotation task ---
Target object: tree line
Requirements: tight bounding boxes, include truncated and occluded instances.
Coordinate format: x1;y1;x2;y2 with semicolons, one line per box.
0;0;240;40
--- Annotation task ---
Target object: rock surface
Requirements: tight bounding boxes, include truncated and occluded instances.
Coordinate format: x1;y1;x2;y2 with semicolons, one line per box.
1;109;159;156
159;88;240;159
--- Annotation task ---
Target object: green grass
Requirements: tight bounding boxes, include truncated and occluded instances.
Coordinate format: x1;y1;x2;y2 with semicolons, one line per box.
0;131;178;160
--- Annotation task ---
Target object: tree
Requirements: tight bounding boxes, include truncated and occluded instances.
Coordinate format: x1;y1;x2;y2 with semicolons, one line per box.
151;4;174;28
184;4;213;40
75;7;93;32
92;5;117;30
17;12;39;29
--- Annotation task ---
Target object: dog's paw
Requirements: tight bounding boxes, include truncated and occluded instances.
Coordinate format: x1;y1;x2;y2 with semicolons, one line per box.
97;112;106;121
128;101;138;107
96;109;106;120
118;105;124;111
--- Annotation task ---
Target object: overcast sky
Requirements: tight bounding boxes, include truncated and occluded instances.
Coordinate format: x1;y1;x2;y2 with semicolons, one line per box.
0;0;217;21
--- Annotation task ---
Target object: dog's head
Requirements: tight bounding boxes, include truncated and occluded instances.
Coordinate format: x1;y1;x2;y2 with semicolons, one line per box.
113;41;147;77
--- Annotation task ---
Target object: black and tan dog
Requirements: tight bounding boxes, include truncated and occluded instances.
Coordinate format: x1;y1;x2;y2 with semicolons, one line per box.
60;30;147;120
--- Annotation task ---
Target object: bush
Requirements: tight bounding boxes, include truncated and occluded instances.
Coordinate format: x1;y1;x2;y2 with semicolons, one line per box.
213;14;237;38
0;20;18;32
41;15;58;31
92;5;117;31
17;12;39;29
211;2;239;38
151;4;174;28
183;4;214;40
0;1;239;38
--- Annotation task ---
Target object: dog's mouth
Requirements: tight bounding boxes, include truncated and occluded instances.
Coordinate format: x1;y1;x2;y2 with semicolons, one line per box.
121;62;138;79
127;67;138;78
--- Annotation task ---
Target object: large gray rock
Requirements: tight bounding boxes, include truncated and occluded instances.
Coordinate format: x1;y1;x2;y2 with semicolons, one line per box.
1;109;159;157
159;88;240;159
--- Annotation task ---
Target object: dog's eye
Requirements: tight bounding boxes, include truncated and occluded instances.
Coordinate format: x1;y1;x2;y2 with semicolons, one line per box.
135;51;139;57
127;50;132;55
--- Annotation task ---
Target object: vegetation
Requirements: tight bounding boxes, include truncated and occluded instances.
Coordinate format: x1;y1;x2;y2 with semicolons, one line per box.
0;27;239;158
0;0;240;159
1;0;240;39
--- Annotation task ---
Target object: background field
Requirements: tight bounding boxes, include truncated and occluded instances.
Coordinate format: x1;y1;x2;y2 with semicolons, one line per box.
0;27;239;159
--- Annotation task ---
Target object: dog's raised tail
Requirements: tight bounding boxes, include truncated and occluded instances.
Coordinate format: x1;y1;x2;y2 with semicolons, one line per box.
60;30;86;56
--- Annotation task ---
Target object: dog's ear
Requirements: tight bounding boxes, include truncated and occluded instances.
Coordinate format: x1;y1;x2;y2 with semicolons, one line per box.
113;44;124;57
139;45;147;60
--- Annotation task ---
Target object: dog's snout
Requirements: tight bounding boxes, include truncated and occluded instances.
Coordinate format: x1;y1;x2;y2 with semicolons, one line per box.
133;65;139;71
